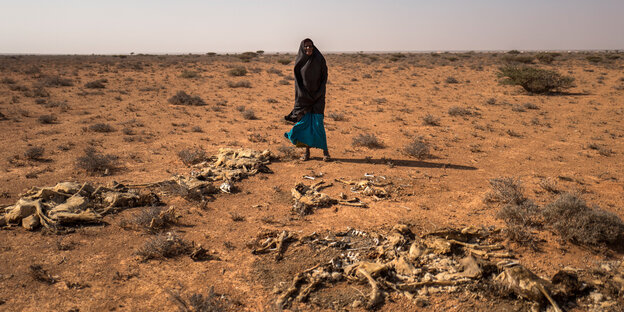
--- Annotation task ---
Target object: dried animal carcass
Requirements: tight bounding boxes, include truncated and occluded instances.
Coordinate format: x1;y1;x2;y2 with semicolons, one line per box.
1;181;158;232
291;181;337;215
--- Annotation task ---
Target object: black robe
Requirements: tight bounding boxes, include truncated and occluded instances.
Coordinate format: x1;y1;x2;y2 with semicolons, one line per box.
285;40;328;122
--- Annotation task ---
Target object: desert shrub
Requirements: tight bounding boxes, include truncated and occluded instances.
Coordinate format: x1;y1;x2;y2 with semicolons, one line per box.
267;67;283;75
277;145;298;160
180;70;199;78
445;77;459;84
504;225;541;251
76;147;120;174
485;98;497;105
536;52;559;64
586;55;603;63
523;102;539;110
88;123;115;133
24;66;41;75
404;137;430;159
38;114;58;124
485;177;526;205
372;97;387;104
498;65;575;94
362;73;372;79
507;50;521;55
168;91;206;106
228;66;247;77
241;109;257;120
167;287;227;312
496;200;541;227
278;79;290;85
511;104;526;112
588;142;613;156
84;79;107;89
352;133;384;149
9;84;29;92
41;75;73;87
422;114;440;126
25;87;49;98
120;206;178;234
328;112;347;121
135;233;192;262
227;81;251;88
24;146;45;160
1;77;16;84
266;98;278;103
238;51;257;62
178;148;206;165
448;106;471;116
191;126;203;133
542;193;624;245
277;59;291;65
502;55;534;64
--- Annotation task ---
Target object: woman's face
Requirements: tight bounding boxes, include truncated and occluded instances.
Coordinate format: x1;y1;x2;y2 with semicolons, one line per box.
303;42;314;56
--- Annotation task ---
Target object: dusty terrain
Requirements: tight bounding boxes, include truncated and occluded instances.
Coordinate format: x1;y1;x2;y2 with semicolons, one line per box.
0;51;623;311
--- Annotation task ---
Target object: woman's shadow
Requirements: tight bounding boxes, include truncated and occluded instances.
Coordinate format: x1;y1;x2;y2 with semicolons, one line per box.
329;157;477;170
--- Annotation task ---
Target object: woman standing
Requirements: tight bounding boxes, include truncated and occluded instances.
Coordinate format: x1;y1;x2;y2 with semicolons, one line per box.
284;38;330;161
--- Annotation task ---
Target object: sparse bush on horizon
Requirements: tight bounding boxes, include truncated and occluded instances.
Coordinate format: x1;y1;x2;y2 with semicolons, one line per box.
498;65;575;94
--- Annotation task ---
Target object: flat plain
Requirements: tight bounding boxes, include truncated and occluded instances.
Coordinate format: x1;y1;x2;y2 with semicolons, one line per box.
0;51;623;311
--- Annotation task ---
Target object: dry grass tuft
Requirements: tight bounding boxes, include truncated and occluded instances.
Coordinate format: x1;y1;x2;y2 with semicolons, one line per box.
404;137;430;159
24;146;45;160
88;123;115;133
120;206;178;234
38;114;58;124
135;233;192;262
84;79;107;89
177;148;207;166
352;133;385;149
168;91;206;106
422;114;440;126
485;177;526;205
76;147;120;175
227;81;251;88
277;145;298;160
166;287;227;312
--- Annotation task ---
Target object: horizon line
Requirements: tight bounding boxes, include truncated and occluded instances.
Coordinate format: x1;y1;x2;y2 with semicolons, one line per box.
0;48;622;56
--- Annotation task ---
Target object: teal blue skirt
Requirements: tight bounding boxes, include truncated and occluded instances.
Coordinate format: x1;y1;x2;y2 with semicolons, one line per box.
284;113;328;150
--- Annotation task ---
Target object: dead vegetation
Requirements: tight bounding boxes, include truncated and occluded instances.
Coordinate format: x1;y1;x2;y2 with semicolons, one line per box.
120;206;179;233
404;137;430;159
167;287;228;312
75;147;121;175
168;91;207;106
352;133;385;149
135;232;192;262
487;177;624;248
177;147;207;166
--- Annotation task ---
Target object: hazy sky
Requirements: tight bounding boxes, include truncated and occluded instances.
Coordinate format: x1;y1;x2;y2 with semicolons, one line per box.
1;0;623;54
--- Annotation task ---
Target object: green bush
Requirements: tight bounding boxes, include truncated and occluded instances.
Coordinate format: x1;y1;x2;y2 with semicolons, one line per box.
498;65;575;94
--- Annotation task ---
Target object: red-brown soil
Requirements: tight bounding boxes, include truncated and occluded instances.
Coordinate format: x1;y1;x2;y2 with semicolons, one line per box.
0;52;623;311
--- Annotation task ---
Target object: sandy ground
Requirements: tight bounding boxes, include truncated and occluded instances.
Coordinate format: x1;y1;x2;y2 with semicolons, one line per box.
0;52;623;311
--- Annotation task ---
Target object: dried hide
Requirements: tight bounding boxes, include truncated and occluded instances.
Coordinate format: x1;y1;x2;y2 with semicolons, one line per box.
1;182;158;232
